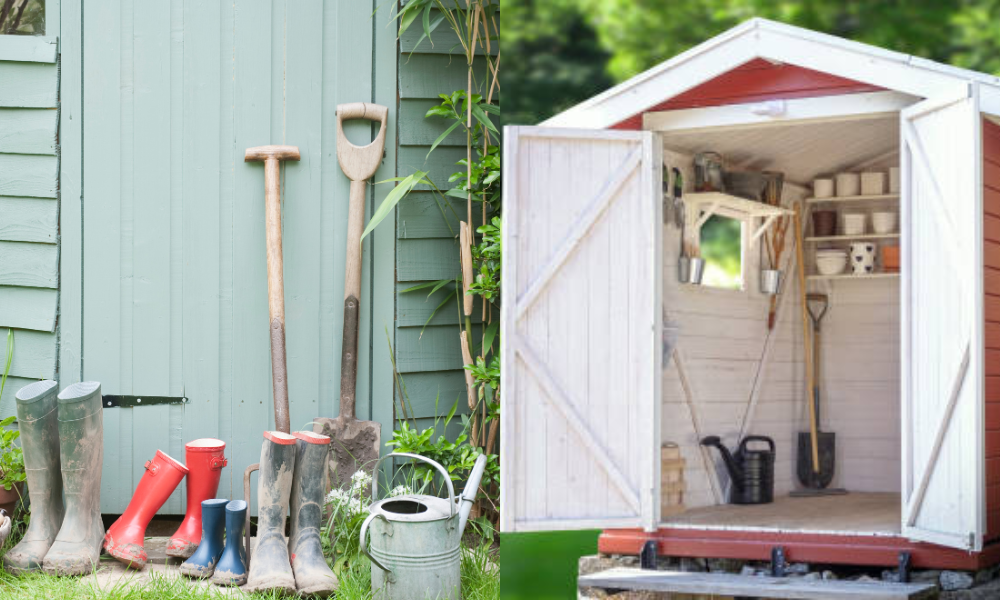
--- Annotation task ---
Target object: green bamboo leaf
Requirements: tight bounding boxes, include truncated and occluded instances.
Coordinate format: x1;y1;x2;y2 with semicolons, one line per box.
444;187;468;199
428;277;456;297
421;289;456;337
426;120;461;160
361;171;428;242
400;279;450;294
470;102;498;135
480;104;500;115
482;319;500;356
397;1;423;37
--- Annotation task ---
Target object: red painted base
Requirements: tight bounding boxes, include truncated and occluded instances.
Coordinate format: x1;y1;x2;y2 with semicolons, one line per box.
600;528;1000;571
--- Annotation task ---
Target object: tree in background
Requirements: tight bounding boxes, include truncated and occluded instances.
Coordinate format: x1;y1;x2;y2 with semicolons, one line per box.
506;0;1000;124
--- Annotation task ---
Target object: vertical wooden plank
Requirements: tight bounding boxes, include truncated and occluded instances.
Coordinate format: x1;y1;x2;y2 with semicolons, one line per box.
58;0;83;386
371;0;399;472
181;0;222;478
282;0;323;433
130;0;174;502
230;0;273;513
83;0;127;511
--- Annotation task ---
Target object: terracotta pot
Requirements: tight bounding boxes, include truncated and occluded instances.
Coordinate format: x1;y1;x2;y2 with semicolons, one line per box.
812;210;837;237
882;245;900;272
0;482;23;516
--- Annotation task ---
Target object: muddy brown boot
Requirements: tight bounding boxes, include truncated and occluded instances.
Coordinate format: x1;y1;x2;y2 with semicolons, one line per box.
42;382;104;577
289;432;339;596
4;381;64;573
244;432;296;594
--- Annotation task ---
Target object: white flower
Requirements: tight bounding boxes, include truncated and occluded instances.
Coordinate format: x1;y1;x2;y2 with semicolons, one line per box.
390;485;411;497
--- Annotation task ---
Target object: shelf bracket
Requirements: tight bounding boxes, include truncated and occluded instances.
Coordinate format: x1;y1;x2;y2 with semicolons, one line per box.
750;214;780;246
694;201;720;229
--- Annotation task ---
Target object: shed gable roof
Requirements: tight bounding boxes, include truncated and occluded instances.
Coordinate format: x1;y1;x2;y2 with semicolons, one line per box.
544;18;1000;129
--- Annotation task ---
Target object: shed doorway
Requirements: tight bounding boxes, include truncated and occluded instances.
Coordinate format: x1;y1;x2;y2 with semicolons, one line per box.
657;110;904;537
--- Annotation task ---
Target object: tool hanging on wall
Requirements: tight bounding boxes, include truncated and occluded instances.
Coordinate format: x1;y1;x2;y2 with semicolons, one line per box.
313;102;388;493
244;145;301;434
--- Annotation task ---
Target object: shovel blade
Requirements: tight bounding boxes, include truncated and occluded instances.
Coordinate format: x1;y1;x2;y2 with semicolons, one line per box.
313;416;381;494
796;431;836;489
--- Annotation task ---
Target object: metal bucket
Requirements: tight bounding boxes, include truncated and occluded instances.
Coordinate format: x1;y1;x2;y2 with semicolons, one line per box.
361;453;485;600
760;269;782;295
678;257;704;284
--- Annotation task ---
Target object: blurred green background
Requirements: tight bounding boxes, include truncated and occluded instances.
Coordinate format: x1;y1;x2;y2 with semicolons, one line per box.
501;1;1000;598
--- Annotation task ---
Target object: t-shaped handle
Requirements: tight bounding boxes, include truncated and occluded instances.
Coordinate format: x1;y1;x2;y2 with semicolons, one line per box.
244;145;301;163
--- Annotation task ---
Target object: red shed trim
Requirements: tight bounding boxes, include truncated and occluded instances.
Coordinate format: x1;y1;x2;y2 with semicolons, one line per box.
612;59;882;130
984;118;1000;541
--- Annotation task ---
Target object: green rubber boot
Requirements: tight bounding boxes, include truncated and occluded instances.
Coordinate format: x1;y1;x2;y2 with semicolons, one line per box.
245;431;297;594
4;381;64;573
42;382;104;577
289;432;338;596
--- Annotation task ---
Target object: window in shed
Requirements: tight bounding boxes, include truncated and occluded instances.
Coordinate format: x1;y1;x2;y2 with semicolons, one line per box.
700;214;743;290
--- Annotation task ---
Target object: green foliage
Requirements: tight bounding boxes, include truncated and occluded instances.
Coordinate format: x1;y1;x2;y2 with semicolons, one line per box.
0;417;24;494
468;217;502;303
321;470;373;576
505;0;1000;124
1;329;12;401
700;215;743;290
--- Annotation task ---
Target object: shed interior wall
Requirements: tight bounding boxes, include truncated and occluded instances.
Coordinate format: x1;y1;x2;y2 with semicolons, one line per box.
658;115;902;531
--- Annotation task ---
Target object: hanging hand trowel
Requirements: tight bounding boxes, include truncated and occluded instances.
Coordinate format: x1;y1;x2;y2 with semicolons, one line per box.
313;102;389;493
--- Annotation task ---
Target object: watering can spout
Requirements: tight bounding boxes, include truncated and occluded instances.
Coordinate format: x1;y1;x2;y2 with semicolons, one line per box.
458;454;488;536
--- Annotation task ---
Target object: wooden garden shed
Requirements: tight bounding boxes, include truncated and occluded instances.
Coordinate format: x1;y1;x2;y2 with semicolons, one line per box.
0;0;477;515
501;18;1000;569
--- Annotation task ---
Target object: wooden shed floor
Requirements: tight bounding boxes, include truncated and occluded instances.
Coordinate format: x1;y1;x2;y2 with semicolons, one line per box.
661;492;900;536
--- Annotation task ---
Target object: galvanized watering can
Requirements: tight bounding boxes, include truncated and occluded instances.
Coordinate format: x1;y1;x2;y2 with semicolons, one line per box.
360;452;488;600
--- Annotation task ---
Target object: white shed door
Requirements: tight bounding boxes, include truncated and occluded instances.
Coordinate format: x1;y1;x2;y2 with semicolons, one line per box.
901;84;985;550
500;127;662;533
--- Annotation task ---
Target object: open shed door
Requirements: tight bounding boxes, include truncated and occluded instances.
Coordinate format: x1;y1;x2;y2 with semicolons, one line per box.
901;84;985;550
500;127;662;533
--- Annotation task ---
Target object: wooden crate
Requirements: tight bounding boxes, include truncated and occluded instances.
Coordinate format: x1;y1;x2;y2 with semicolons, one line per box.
661;443;687;516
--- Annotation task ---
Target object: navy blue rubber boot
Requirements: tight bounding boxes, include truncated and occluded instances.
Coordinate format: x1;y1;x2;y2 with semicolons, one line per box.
178;499;228;578
210;500;248;586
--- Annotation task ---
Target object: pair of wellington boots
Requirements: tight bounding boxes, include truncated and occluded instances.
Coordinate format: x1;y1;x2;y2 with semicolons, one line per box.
4;381;104;576
179;499;248;586
104;438;227;569
245;431;339;597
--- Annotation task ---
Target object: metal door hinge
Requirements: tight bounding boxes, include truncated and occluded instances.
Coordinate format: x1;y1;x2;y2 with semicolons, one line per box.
103;395;188;408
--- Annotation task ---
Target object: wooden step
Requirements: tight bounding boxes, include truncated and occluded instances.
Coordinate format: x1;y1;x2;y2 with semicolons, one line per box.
579;568;938;600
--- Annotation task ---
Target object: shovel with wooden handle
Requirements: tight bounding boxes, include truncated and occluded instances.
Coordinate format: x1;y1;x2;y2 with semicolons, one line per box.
314;102;388;492
245;144;301;434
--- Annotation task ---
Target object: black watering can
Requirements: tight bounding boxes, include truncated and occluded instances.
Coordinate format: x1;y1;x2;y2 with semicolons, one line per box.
700;435;775;505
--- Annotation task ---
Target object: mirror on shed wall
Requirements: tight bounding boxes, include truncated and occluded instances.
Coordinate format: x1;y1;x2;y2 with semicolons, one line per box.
0;0;44;35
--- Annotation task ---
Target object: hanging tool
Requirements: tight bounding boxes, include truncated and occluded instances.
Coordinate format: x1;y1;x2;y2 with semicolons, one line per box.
313;102;388;492
672;168;685;227
245;145;301;434
791;203;821;475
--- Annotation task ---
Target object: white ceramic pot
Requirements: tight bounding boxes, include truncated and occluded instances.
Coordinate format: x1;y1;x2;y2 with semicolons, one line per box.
861;172;885;195
842;213;866;236
815;249;847;276
872;211;897;234
836;173;860;197
813;178;834;199
850;242;877;275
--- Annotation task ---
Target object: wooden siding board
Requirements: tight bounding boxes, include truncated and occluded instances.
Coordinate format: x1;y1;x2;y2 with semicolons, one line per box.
398;370;472;420
0;61;58;108
0;286;57;332
397;191;479;240
0;154;57;198
0;197;57;243
396;281;485;327
398;145;465;191
399;54;490;100
399;99;465;147
0;329;56;379
395;324;482;373
399;10;497;56
0;109;57;154
0;241;57;288
0;36;58;63
0;377;44;420
397;238;460;281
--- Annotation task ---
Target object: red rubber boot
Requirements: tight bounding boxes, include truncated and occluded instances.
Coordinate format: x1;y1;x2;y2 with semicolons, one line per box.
167;439;227;558
104;450;188;569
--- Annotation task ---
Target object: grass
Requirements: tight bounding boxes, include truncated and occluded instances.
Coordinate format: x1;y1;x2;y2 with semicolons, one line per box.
500;530;599;600
0;539;498;600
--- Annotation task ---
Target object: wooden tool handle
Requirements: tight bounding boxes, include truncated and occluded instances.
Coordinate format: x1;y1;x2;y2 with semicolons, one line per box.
793;204;820;473
339;179;367;421
264;158;291;434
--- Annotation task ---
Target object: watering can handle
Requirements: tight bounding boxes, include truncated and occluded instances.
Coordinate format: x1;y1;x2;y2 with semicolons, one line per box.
370;452;456;519
360;512;394;579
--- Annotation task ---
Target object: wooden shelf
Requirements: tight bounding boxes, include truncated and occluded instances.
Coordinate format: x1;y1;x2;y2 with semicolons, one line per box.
806;233;900;243
807;272;900;281
683;192;792;246
805;193;899;204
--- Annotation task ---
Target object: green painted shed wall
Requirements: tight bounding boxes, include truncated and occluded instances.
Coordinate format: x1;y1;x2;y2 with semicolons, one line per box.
0;34;59;421
394;10;493;437
51;0;397;515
